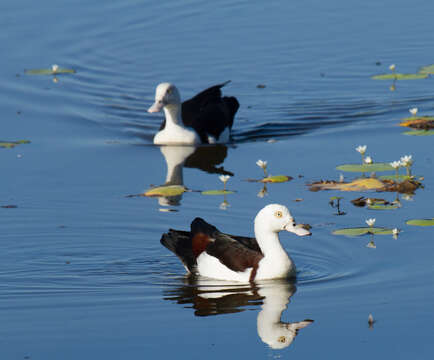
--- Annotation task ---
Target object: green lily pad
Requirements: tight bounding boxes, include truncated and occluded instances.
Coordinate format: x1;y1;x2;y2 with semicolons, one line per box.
333;227;394;236
0;140;31;148
201;190;235;195
379;174;413;181
25;68;76;75
144;185;186;197
406;219;434;226
419;64;434;74
330;196;343;200
371;73;428;80
368;204;400;210
260;175;292;183
403;130;434;136
336;163;394;172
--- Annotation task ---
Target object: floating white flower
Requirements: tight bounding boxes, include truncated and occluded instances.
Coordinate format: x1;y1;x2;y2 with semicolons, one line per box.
366;218;376;227
390;160;401;169
366;198;372;205
400;155;412;166
356;145;367;155
219;175;230;184
52;64;59;73
256;159;267;169
389;64;396;71
392;228;399;235
409;108;418;116
364;156;373;164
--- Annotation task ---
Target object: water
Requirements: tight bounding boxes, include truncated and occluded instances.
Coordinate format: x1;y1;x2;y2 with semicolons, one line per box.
2;0;434;358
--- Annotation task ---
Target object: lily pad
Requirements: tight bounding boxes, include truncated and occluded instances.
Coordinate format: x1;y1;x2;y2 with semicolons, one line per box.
260;175;293;183
371;73;428;80
403;130;434;136
25;68;76;75
379;174;413;181
406;219;434;226
368;204;400;210
144;185;186;197
309;178;385;192
0;140;31;148
333;227;394;236
201;190;235;195
400;116;434;129
336;163;394;172
419;64;434;74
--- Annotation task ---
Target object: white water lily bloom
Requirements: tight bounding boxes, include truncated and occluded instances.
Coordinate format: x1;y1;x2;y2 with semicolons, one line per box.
52;64;59;72
389;64;396;71
256;159;267;169
400;155;412;166
390;161;401;169
364;156;373;164
355;145;367;155
409;107;418;116
366;198;372;205
366;218;376;227
219;175;230;184
392;228;399;235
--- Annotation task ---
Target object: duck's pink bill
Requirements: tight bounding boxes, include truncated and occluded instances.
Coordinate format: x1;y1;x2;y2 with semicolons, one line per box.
284;223;311;236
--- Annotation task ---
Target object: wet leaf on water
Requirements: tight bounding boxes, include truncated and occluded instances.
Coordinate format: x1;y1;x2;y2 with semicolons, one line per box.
400;116;434;130
330;196;343;200
406;219;434;226
260;175;293;183
0;140;31;148
201;190;235;195
381;179;422;193
25;68;76;75
336;163;394;172
418;64;434;74
371;73;428;80
309;178;385;192
351;196;389;207
403;130;434;136
368;204;400;210
143;185;187;197
333;227;394;236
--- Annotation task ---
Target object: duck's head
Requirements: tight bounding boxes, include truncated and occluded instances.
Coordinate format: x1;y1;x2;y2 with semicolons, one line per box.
255;204;311;236
148;83;181;113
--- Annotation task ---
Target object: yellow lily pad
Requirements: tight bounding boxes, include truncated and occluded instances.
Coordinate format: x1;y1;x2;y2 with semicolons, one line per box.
0;140;31;148
144;185;186;197
333;227;394;236
371;73;428;80
25;68;76;75
201;190;235;195
336;163;394;172
403;130;434;136
260;175;293;183
419;64;434;74
406;219;434;226
310;178;385;192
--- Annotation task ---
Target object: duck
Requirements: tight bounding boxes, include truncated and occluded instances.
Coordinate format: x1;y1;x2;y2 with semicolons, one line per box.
148;81;239;145
160;204;311;282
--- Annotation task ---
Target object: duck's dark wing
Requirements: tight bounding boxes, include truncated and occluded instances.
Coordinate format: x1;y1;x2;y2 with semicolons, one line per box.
191;218;263;276
181;81;240;143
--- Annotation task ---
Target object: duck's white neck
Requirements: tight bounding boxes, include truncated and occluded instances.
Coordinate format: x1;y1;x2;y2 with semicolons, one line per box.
163;103;182;126
254;223;287;258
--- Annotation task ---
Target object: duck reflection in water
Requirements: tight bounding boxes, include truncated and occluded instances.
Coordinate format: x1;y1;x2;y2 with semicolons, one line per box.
164;278;313;349
155;145;233;207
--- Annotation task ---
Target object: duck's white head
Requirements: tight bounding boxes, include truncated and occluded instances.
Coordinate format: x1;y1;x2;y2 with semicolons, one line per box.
255;204;311;236
148;82;181;113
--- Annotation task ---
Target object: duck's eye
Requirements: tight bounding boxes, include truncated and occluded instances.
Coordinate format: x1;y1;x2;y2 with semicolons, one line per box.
275;211;283;218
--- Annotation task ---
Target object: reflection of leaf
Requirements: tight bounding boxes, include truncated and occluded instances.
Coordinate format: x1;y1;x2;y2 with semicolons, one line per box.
144;185;186;197
260;175;292;183
419;64;434;74
333;227;394;236
201;190;235;195
400;116;434;129
0;140;31;148
371;73;428;80
25;68;76;75
406;219;434;226
336;163;394;172
403;130;434;136
310;178;385;192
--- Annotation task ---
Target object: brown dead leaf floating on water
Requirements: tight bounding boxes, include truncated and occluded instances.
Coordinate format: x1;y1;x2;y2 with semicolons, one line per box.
400;116;434;130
